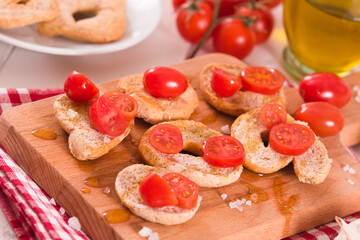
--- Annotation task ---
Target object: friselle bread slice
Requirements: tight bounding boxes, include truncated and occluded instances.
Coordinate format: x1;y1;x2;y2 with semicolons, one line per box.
199;63;286;117
115;164;202;225
0;0;59;29
117;73;198;124
54;94;134;160
231;107;331;184
139;120;243;187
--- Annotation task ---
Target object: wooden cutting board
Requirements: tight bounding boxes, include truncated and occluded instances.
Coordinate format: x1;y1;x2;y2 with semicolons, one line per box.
1;53;360;240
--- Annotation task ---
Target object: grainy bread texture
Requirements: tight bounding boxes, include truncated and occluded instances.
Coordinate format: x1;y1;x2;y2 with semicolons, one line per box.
115;164;202;225
139;120;243;187
54;95;134;160
231;107;331;184
38;0;126;43
117;73;198;124
0;0;59;29
199;63;286;117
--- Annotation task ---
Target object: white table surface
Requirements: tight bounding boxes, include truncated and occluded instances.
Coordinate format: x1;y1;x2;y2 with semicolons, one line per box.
0;1;359;239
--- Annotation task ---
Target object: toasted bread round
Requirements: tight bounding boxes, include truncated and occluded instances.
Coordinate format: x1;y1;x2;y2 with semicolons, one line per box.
231;107;330;184
199;63;286;117
0;0;59;29
115;164;202;225
38;0;126;43
117;73;199;125
138;120;243;187
54;95;134;160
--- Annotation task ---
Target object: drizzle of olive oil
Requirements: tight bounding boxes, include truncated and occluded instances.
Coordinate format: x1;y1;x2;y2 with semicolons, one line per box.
32;129;57;140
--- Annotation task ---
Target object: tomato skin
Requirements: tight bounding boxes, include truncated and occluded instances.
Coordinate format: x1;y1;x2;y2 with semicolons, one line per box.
172;0;186;9
260;103;287;129
89;95;127;136
139;173;178;208
269;123;315;156
202;135;245;168
205;0;249;17
149;124;183;154
299;72;351;108
143;66;188;98
212;18;255;60
64;71;99;103
102;91;138;121
235;6;274;44
295;102;344;137
240;66;285;95
211;67;242;97
162;173;199;209
176;2;213;44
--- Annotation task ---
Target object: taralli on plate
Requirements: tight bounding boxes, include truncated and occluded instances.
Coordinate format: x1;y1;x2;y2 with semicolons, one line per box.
199;63;286;117
38;0;126;43
0;0;59;29
231;107;331;184
117;69;199;124
115;164;202;225
138;120;243;187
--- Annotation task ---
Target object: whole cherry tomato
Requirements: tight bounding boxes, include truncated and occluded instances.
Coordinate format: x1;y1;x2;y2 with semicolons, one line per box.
64;71;99;103
205;0;248;17
143;66;188;98
212;18;255;60
149;124;183;154
299;72;351;108
235;6;274;44
102;91;138;121
295;102;344;137
211;67;242;97
176;2;213;44
260;103;287;129
139;173;178;207
162;172;199;209
172;0;186;9
255;0;282;8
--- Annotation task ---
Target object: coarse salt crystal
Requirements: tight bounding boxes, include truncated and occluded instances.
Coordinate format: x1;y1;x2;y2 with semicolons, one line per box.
258;174;263;176
343;165;350;172
138;227;152;238
104;187;111;194
353;85;360;92
229;202;236;209
68;217;81;231
149;232;160;240
349;168;356;174
67;109;78;118
348;179;355;185
221;125;231;135
221;193;227;200
246;200;252;206
60;207;66;215
49;198;56;205
329;158;333;164
355;96;360;103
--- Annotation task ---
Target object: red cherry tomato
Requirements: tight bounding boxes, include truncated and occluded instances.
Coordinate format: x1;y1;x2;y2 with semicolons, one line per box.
172;0;186;9
240;66;285;95
269;123;315;156
299;72;351;108
102;91;138;121
235;6;274;44
202;135;245;168
295;102;344;137
162;172;199;209
143;66;188;98
260;103;287;129
89;95;127;136
64;71;99;103
139;173;178;208
255;0;282;8
149;124;183;154
205;0;249;17
212;18;255;60
176;2;213;44
211;67;242;97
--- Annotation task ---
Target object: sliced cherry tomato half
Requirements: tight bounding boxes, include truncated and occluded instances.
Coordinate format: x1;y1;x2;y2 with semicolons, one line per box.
89;95;127;136
143;66;188;98
102;91;138;121
240;66;285;95
269;123;315;156
162;172;199;209
211;67;242;97
139;173;178;208
202;135;245;168
149;124;183;154
299;72;351;108
260;103;287;129
64;71;99;103
295;102;344;137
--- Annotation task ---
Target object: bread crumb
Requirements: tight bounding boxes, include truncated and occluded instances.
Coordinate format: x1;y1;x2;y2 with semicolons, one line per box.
68;217;81;231
49;198;56;205
138;227;152;237
221;193;227;200
348;179;355;185
220;125;231;135
60;207;66;215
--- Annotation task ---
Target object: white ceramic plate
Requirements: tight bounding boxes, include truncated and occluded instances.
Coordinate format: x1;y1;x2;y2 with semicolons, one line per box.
0;0;162;56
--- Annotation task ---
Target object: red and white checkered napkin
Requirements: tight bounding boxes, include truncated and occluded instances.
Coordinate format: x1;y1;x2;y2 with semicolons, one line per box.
0;88;359;240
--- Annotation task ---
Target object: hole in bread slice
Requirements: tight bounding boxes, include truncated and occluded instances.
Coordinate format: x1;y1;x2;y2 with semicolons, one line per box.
261;131;270;147
17;0;29;4
182;141;203;156
73;10;98;22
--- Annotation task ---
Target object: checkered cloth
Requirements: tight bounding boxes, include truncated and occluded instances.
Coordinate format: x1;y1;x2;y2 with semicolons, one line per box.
0;88;359;240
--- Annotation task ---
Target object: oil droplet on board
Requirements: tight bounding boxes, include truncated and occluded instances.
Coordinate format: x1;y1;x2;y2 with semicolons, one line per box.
81;188;91;194
199;114;217;125
84;177;100;188
240;180;268;203
32;129;57;140
103;209;131;223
